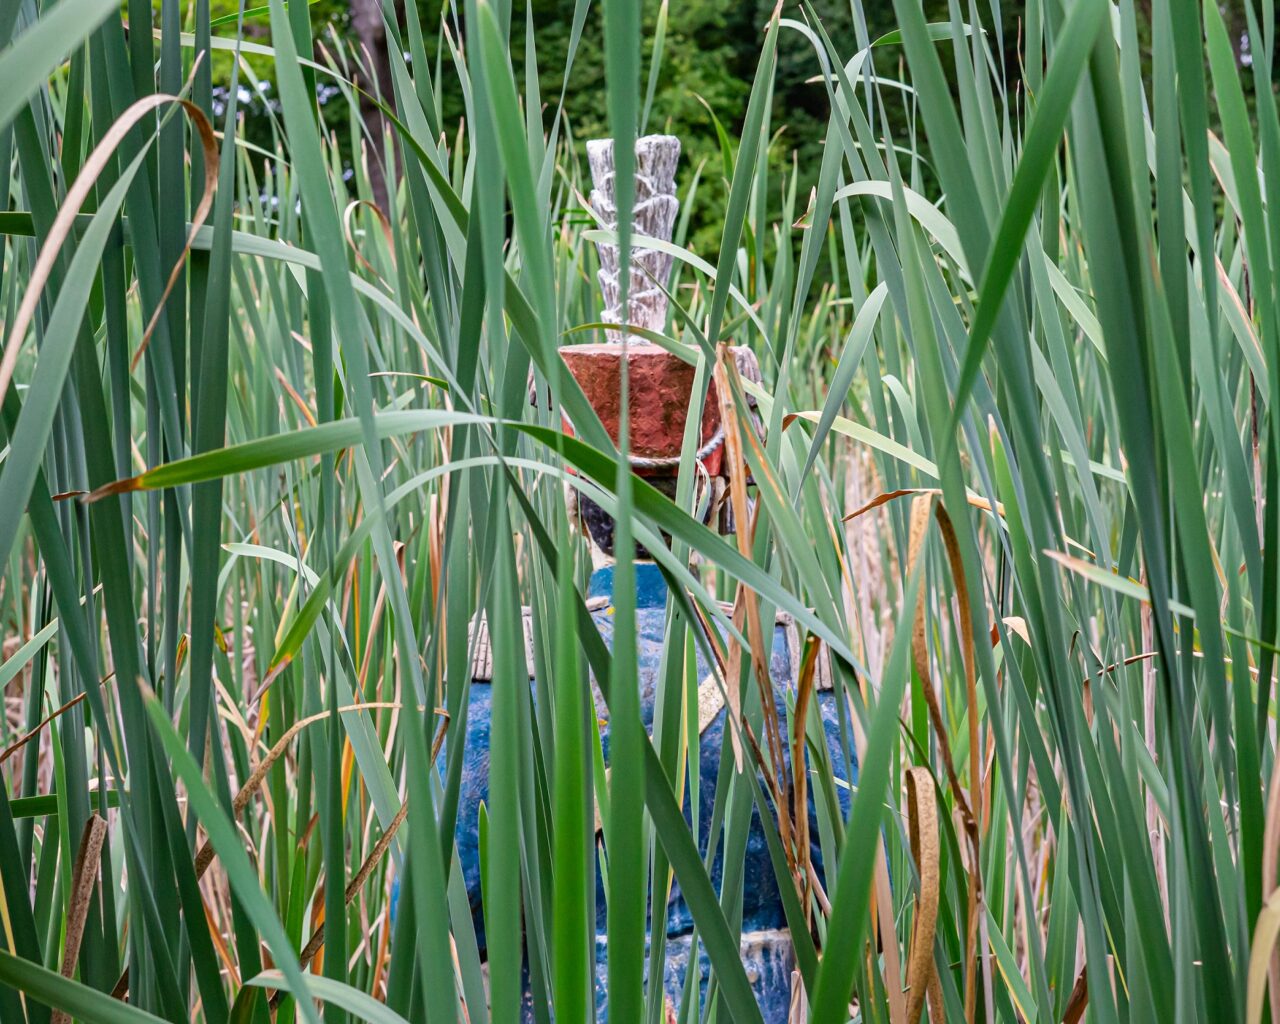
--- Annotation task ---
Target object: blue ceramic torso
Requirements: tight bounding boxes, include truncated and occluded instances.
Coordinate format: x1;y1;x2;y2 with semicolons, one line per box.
442;563;856;1020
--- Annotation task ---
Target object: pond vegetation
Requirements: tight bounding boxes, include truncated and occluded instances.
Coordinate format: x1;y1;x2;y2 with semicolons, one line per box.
0;0;1277;1021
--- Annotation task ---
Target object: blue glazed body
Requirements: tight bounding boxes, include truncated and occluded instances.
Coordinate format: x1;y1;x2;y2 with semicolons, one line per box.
435;563;856;1020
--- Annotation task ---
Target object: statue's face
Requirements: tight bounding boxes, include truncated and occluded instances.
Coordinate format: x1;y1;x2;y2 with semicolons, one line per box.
576;476;682;560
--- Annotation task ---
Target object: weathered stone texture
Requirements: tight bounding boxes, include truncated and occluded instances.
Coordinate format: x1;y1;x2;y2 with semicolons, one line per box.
586;134;681;341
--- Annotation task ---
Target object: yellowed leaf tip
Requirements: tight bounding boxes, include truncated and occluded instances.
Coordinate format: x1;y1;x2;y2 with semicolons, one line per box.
83;477;143;504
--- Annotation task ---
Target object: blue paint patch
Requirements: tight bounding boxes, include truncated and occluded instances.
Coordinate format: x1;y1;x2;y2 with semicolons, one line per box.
588;560;669;608
395;563;858;1020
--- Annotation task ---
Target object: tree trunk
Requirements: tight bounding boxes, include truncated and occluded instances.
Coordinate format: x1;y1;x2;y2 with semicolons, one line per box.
349;0;398;212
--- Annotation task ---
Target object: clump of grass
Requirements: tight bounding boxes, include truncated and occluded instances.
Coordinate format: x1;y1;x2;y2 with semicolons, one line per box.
0;0;1277;1021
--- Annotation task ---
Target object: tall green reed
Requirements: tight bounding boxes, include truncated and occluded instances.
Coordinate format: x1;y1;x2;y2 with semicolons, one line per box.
0;0;1277;1021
